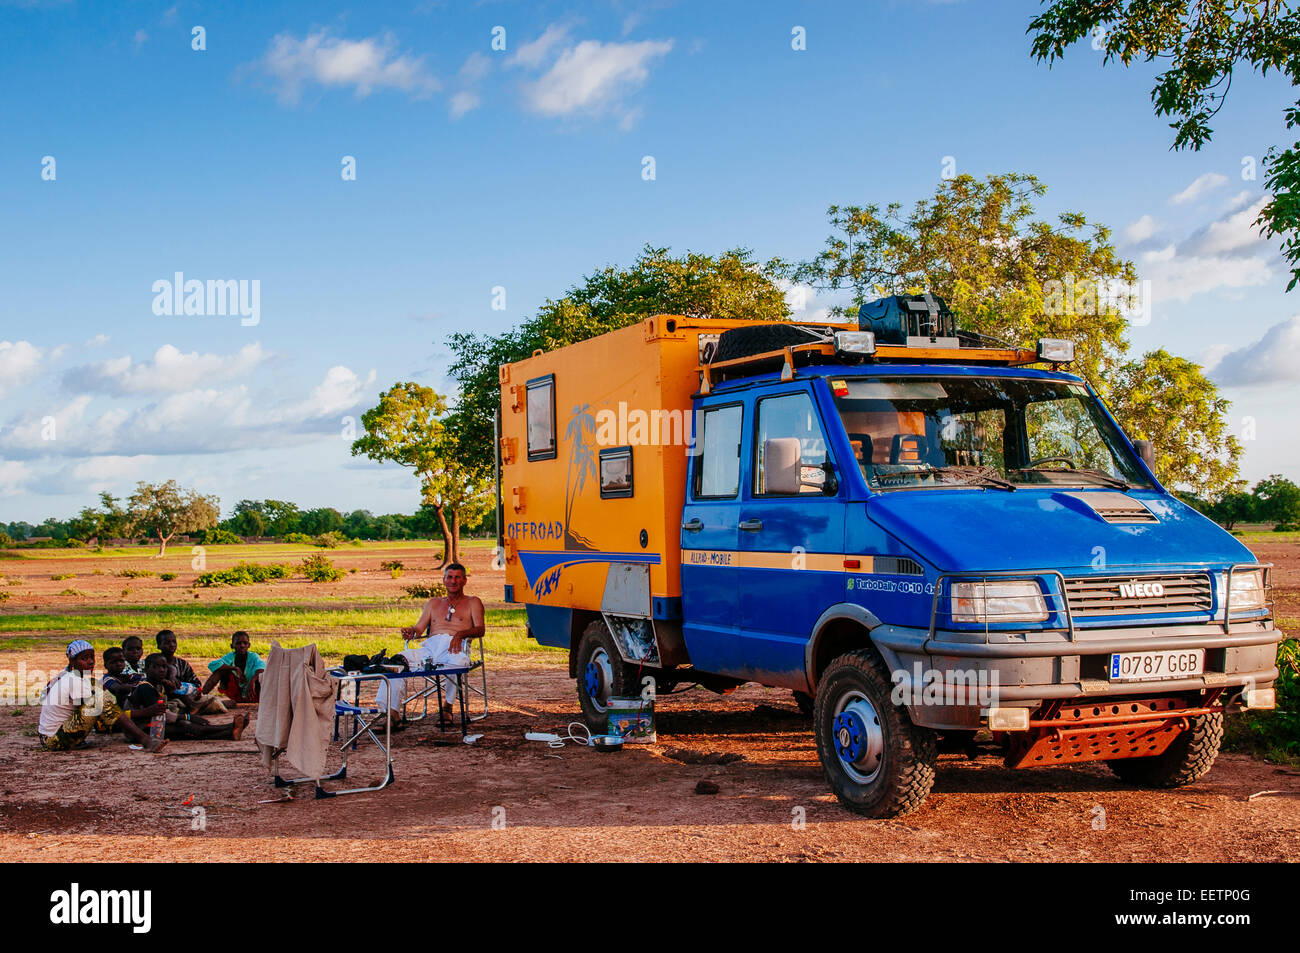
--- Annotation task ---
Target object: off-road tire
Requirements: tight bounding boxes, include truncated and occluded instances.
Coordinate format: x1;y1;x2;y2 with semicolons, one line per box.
1106;712;1223;788
575;620;638;732
712;324;830;364
814;648;938;817
792;690;814;717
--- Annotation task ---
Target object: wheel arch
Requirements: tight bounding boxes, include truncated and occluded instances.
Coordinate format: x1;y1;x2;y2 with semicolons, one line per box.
805;603;892;692
567;609;604;678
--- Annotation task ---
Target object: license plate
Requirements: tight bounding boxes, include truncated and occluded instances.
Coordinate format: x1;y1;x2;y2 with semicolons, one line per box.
1109;648;1204;681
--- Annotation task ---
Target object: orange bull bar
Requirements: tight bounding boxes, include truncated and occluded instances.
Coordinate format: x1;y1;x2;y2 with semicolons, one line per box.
1005;692;1224;770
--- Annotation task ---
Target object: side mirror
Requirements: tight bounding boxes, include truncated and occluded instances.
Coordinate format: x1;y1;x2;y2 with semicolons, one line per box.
819;460;839;496
1133;439;1155;470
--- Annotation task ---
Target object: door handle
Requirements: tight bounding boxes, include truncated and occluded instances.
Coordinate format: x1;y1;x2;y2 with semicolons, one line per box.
681;518;703;532
739;519;763;532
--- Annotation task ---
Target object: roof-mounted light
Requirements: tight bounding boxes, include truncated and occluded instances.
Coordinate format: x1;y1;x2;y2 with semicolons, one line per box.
1037;338;1074;363
835;330;876;356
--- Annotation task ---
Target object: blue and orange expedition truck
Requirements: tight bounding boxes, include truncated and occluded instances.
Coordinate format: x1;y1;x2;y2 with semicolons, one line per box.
496;296;1281;816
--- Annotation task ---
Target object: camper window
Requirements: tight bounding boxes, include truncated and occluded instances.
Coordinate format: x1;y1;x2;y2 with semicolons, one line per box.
600;446;634;498
526;375;556;461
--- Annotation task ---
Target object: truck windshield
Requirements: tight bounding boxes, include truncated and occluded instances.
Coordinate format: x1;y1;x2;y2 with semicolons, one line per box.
830;376;1151;491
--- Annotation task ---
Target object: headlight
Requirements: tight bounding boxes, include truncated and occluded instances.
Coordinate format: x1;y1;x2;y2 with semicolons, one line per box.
1226;569;1266;612
950;580;1049;624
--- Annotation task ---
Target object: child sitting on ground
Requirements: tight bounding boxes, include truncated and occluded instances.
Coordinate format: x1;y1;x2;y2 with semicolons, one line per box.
155;629;227;714
202;631;265;704
101;647;143;706
127;653;249;740
38;640;165;752
121;635;146;677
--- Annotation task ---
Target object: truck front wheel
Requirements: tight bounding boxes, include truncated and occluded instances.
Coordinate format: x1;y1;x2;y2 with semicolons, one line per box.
1106;711;1223;788
575;620;638;732
814;649;938;817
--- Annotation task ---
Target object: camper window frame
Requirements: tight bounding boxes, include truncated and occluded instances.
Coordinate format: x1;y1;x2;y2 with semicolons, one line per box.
598;446;635;499
525;374;557;461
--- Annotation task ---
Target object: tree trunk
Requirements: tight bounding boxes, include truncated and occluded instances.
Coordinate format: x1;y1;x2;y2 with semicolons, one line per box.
451;508;461;565
432;503;451;569
155;530;173;557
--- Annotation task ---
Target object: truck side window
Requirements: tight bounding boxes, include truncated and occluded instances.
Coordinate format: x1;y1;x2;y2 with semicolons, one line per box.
694;404;743;498
599;446;633;498
754;392;830;495
526;375;556;461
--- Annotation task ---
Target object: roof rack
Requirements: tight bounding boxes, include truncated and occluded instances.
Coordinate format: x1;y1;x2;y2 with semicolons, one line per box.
698;335;1040;394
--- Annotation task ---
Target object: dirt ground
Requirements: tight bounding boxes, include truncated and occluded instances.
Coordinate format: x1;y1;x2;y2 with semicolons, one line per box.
0;540;1296;862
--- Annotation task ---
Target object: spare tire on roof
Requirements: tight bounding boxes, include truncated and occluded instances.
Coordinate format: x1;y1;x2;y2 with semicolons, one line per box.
710;323;832;364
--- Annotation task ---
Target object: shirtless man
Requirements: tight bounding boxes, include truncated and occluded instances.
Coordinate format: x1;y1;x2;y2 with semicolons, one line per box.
376;562;484;725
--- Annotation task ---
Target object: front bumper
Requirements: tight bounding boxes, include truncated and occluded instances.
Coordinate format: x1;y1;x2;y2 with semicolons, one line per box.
870;617;1282;730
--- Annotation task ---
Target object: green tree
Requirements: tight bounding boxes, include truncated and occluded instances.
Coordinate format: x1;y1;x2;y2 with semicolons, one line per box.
126;480;220;556
1206;489;1257;529
262;500;302;537
299;507;344;536
351;382;491;566
447;244;791;475
1252;474;1300;525
790;172;1136;383
1029;0;1300;289
225;500;268;537
1105;349;1243;498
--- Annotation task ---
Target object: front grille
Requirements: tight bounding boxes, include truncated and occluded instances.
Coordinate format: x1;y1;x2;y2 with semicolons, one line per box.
1064;574;1213;618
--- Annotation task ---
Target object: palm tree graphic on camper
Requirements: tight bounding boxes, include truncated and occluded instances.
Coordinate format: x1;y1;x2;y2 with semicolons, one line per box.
563;403;598;551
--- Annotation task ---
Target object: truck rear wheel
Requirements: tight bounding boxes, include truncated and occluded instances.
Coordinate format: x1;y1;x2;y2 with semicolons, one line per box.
1106;711;1223;788
814;649;937;817
575;620;638;733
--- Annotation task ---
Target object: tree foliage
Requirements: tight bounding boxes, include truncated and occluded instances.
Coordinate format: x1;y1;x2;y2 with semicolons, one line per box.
126;480;220;556
1105;349;1242;497
350;382;490;566
447;244;790;475
793;172;1241;497
1028;0;1300;289
790;172;1137;383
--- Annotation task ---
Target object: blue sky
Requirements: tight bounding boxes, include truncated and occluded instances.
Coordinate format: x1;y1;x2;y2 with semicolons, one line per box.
1;0;1296;523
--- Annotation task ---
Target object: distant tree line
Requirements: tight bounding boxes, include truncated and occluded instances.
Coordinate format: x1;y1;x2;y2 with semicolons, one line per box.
2;493;494;548
1178;475;1300;531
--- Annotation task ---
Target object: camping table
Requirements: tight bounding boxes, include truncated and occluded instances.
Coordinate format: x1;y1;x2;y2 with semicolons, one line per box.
275;666;472;799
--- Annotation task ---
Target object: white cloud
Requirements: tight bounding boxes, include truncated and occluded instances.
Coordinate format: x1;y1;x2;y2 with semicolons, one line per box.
1208;315;1300;387
254;30;439;105
0;340;43;398
84;334;110;348
776;279;837;323
1136;195;1277;302
520;38;673;119
1;365;373;458
1182;196;1268;257
0;461;32;497
459;51;492;84
1169;172;1227;205
1121;214;1159;245
509;24;572;69
132;29;148;50
66;342;272;395
449;90;480;118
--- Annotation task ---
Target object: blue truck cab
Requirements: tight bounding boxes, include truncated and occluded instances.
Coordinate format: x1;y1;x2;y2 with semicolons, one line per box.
503;300;1281;817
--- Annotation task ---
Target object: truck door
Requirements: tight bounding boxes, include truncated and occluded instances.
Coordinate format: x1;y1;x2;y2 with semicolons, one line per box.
738;385;845;688
679;400;746;674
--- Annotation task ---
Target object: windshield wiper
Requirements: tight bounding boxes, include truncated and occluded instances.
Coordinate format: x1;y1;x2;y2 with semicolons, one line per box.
1017;467;1131;490
933;466;1018;491
877;465;1017;491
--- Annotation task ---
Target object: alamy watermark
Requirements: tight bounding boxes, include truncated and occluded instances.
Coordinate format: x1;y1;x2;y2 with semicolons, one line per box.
151;272;260;326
